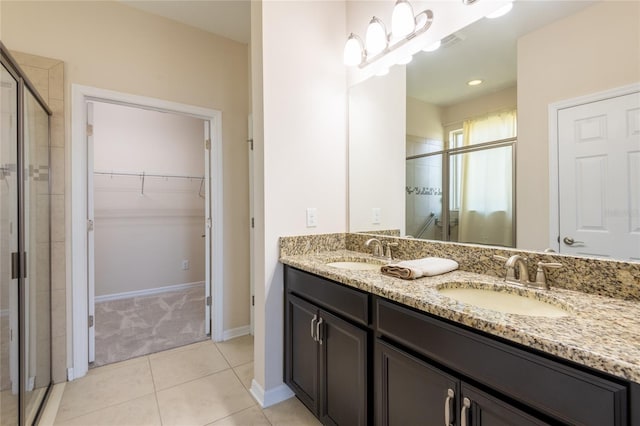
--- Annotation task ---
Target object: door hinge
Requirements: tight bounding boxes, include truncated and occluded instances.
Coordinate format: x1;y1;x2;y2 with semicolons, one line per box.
88;315;94;328
87;124;94;137
252;295;255;306
205;139;211;150
251;217;255;228
247;139;254;150
206;296;212;306
88;219;94;232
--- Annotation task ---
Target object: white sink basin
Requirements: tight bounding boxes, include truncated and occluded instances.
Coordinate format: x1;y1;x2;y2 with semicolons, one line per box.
325;261;382;271
438;287;569;318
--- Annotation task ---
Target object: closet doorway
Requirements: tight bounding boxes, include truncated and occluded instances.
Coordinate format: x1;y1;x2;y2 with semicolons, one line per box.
88;101;209;366
71;86;223;378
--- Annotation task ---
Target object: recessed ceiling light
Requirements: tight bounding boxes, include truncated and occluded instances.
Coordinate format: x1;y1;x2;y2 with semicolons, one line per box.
467;79;483;86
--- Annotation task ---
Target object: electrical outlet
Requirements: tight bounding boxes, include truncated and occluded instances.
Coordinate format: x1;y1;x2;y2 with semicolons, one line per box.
372;208;381;224
306;208;318;227
181;260;190;270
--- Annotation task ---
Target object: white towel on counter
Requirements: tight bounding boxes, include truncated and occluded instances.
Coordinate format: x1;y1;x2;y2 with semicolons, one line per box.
381;257;459;280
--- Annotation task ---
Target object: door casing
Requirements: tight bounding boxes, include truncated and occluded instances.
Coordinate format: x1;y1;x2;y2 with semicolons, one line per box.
70;84;224;380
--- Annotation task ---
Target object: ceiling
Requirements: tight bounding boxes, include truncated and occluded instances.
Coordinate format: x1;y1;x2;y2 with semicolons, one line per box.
407;1;595;107
119;0;251;44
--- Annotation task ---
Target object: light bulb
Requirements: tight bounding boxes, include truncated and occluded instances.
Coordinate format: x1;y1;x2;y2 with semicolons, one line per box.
486;2;513;19
343;33;364;66
422;40;441;52
391;0;415;40
365;17;388;57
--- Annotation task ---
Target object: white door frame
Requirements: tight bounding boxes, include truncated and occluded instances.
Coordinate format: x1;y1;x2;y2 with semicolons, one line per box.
548;82;640;252
70;84;224;380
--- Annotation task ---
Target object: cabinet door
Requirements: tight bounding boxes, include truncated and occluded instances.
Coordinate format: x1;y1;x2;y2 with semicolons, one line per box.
376;339;459;426
319;309;368;426
461;384;548;426
285;294;319;414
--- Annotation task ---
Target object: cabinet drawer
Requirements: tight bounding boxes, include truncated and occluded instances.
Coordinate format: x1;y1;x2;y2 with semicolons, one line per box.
376;298;628;426
285;266;369;326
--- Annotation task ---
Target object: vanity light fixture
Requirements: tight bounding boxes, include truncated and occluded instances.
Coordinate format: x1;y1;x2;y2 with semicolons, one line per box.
467;79;483;86
391;0;416;41
365;17;389;56
343;0;436;69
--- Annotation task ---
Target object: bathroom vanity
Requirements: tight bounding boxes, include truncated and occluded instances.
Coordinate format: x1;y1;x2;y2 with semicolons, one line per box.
281;239;640;426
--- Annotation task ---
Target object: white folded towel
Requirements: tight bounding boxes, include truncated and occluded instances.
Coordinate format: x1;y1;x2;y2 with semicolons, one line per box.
381;257;459;280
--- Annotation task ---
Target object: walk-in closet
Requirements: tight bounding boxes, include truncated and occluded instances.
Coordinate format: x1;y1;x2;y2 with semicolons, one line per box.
1;44;52;425
89;101;209;367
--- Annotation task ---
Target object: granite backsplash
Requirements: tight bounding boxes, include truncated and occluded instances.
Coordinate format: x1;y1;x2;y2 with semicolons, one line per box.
280;232;640;301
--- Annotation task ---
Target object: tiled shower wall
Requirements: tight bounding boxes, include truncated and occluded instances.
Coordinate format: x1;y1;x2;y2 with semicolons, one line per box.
12;51;66;383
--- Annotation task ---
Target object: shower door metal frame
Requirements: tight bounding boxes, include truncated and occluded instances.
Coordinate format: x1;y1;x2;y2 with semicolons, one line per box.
1;41;53;426
406;137;517;246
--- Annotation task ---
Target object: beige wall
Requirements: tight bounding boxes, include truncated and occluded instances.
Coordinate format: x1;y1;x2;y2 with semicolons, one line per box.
2;0;250;379
406;96;443;141
517;1;640;250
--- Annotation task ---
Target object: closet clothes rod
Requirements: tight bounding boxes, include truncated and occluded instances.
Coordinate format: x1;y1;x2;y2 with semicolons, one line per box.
94;170;205;196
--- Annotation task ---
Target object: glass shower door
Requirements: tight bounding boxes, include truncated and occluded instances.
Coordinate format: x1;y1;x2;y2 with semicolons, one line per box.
22;87;51;425
1;62;20;426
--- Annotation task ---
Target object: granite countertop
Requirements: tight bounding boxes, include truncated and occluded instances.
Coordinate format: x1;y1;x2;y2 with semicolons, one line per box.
280;249;640;383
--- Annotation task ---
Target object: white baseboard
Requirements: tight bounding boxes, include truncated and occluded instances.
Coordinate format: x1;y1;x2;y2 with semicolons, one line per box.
223;325;251;341
95;281;205;303
250;379;294;408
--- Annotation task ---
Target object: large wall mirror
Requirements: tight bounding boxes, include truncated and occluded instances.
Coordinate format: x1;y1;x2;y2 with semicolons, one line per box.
348;0;640;262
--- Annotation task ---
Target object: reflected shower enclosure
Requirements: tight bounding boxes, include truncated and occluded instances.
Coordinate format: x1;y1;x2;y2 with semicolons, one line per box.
1;44;53;426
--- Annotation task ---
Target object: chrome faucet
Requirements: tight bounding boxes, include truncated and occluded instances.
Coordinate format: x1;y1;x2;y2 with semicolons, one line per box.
365;238;384;258
383;241;399;261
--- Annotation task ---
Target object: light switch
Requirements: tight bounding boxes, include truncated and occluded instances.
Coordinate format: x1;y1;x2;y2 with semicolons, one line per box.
372;208;381;224
306;208;318;227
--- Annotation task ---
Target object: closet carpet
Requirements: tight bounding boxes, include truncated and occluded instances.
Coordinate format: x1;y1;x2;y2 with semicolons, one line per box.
93;285;208;367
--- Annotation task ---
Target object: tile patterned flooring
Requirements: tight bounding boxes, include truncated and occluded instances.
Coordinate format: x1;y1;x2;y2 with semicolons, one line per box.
52;336;320;426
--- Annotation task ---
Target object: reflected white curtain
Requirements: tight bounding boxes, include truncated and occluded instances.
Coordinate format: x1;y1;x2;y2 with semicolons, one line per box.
458;110;516;246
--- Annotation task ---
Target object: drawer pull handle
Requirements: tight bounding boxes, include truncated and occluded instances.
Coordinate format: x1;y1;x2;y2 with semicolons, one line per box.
444;388;455;426
461;397;471;426
310;315;317;341
316;317;324;345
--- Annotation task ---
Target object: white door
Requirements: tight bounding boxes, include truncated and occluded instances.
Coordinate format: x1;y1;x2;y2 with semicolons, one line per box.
86;101;96;363
204;121;212;336
247;114;254;334
558;92;640;261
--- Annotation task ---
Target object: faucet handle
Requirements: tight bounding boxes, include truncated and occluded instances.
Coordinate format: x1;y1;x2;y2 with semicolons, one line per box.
493;255;508;263
534;262;563;289
383;242;399;260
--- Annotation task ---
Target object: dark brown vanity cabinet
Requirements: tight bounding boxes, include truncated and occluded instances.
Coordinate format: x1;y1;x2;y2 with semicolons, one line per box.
376;298;630;426
285;267;369;426
375;339;546;426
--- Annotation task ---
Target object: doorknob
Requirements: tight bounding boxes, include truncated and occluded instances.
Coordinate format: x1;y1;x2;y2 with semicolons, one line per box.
563;237;584;246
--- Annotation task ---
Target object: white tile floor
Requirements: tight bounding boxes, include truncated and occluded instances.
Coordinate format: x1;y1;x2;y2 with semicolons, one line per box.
49;336;320;426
